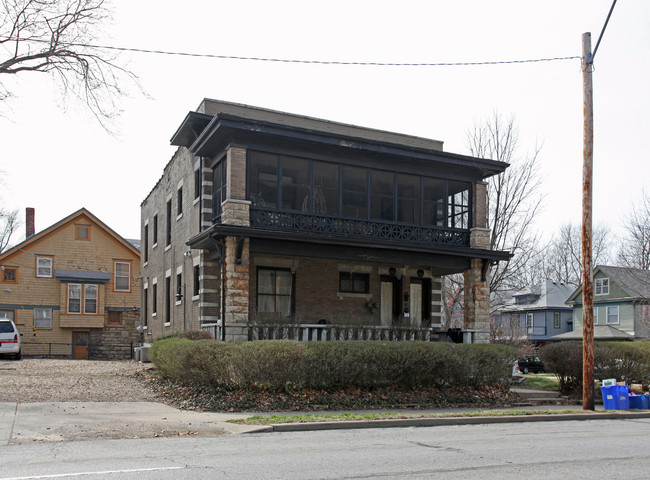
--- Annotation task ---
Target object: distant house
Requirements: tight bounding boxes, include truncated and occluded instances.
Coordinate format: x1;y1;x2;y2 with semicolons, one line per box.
566;265;650;340
0;208;141;359
492;280;574;344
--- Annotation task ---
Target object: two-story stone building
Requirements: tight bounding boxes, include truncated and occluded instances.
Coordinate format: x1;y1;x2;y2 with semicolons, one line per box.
140;99;510;343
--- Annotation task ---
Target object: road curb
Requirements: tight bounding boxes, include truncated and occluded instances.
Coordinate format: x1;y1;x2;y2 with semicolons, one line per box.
260;411;650;433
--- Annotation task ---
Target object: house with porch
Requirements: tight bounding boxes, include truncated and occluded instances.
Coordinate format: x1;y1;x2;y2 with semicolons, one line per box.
566;265;650;340
0;208;141;359
140;99;510;343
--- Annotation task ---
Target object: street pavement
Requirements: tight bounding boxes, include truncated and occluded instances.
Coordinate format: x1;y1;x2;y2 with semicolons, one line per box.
2;400;650;445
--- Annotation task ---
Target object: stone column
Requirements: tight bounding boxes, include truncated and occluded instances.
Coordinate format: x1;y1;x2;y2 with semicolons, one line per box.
223;236;250;343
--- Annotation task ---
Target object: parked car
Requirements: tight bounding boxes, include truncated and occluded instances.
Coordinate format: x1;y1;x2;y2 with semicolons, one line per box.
518;356;545;374
0;319;22;360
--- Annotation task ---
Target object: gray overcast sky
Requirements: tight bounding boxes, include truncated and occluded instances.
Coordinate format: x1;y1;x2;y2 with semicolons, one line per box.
1;0;648;244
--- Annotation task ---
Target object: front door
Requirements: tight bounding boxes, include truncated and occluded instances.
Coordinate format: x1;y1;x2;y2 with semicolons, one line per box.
409;278;432;326
380;276;400;326
72;331;88;359
410;282;423;326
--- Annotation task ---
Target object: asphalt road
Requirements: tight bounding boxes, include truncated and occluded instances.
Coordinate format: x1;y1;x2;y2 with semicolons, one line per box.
1;418;649;479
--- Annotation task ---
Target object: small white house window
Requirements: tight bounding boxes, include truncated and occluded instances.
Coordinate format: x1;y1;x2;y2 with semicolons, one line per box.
36;257;53;278
33;308;52;329
607;306;619;324
595;278;609;295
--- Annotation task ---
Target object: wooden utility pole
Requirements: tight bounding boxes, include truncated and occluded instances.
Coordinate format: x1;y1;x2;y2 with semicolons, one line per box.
581;32;595;411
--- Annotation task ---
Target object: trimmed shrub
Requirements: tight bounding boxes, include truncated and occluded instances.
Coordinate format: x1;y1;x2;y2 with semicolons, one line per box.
155;330;213;342
151;339;519;391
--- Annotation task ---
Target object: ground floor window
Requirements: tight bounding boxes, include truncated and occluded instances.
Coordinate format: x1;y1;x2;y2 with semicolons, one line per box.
607;305;619;324
33;308;52;328
257;268;293;315
107;311;122;326
339;272;369;294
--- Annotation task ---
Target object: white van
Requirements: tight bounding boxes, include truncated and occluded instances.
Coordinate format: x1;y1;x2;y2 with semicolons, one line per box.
0;319;22;360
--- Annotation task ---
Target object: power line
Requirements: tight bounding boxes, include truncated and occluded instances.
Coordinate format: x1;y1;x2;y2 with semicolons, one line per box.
2;37;581;67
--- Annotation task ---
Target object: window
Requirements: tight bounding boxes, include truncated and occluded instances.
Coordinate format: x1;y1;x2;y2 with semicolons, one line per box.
152;283;158;315
281;156;309;211
447;181;470;229
152;214;158;246
342;166;368;219
143;224;149;263
193;265;200;297
257;268;293;315
84;285;97;314
68;284;98;314
594;307;598;325
397;174;421;224
194;168;201;200
176;272;182;303
370;171;395;222
212;157;228;220
607;306;619;324
2;266;18;283
166;200;172;246
526;313;534;335
143;287;148;327
165;275;171;324
75;225;90;240
554;312;560;329
595;278;609;295
114;262;131;292
34;308;52;329
177;186;183;217
36;257;53;278
107;311;122;326
339;272;370;294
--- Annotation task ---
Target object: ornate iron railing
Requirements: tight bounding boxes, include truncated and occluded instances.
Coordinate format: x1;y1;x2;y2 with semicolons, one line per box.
249;207;470;246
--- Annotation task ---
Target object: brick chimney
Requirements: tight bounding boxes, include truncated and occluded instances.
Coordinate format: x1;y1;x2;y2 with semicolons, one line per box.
26;208;35;238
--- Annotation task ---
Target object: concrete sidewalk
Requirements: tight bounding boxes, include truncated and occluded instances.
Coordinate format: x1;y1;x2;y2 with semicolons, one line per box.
2;402;649;444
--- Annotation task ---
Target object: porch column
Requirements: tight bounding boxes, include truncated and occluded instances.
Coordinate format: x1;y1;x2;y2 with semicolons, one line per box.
463;258;490;344
223;236;250;342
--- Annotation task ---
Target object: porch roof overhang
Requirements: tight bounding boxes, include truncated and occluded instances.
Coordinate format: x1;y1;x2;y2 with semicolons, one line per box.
550;325;635;341
177;113;509;181
187;224;511;274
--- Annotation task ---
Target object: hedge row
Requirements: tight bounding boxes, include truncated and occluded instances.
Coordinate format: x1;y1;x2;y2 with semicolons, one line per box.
150;339;519;390
541;341;650;394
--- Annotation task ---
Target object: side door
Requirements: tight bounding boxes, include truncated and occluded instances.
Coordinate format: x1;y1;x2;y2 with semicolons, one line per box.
72;331;89;360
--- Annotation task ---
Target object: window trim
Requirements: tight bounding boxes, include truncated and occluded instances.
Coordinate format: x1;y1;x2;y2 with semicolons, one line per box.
595;278;609;296
2;266;18;283
67;283;99;315
338;272;370;295
33;308;53;329
256;267;295;315
554;311;560;329
152;214;158;248
606;305;619;325
75;225;91;241
107;310;122;326
177;186;183;219
36;256;53;278
114;261;131;292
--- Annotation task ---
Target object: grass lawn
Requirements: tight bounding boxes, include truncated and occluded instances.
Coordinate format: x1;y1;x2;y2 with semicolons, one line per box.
521;374;559;391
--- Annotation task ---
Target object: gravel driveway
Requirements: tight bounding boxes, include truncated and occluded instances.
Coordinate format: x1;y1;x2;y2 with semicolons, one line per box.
0;359;161;403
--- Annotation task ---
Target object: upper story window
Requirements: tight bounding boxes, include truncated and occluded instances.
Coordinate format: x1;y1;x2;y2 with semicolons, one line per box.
247;150;472;229
212;157;227;220
194;168;201;200
595;278;609;295
152;214;158;246
177;186;183;217
607;306;619;324
2;266;18;283
166;199;172;246
143;224;149;263
114;261;131;292
36;256;53;278
75;225;90;241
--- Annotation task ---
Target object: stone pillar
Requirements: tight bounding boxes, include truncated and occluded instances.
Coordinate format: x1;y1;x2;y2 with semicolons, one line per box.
472;181;488;229
223;236;250;343
463;259;491;344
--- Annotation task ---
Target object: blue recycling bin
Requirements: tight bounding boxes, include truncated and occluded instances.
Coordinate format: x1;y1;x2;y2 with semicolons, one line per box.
629;394;649;409
601;385;629;410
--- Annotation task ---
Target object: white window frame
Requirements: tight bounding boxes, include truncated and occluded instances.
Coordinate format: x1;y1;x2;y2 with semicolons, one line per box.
36;256;53;278
114;261;131;292
84;284;98;314
594;307;599;325
68;284;82;314
607;305;619;324
33;308;52;329
595;278;609;295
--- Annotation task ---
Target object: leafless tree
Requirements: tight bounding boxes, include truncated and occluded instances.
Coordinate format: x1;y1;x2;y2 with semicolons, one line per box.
440;273;464;328
489;313;534;352
617;190;650;270
466;112;544;297
0;207;19;252
0;0;137;128
544;222;613;287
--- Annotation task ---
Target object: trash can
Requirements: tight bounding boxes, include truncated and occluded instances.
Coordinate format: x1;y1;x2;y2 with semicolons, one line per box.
629;394;649;410
601;385;630;410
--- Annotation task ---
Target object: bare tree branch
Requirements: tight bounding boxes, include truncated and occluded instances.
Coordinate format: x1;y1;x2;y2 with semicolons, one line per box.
465;112;545;298
0;207;19;252
617;190;650;270
0;0;138;130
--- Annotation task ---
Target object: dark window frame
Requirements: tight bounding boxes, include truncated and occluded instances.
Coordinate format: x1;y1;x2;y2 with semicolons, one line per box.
256;267;295;315
339;272;370;294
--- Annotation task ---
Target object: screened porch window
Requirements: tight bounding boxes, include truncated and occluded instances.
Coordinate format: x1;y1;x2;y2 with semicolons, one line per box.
257;268;293;315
